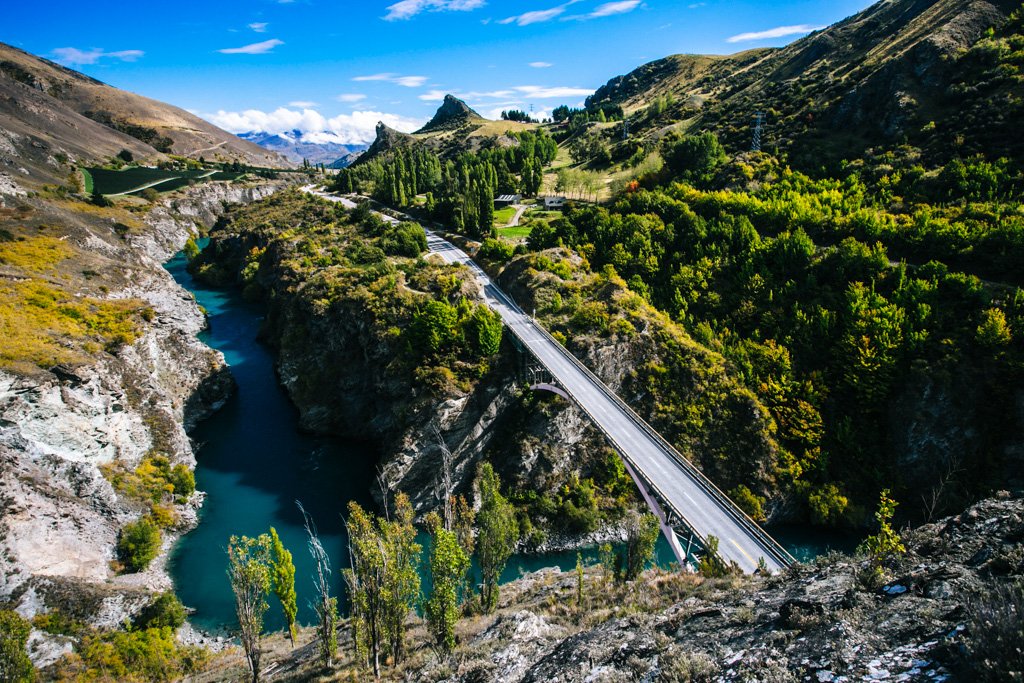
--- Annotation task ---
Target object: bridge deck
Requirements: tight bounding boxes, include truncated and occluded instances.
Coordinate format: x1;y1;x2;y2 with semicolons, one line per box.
305;188;794;573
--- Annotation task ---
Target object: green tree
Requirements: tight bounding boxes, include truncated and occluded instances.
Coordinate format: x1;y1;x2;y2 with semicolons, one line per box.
117;516;162;573
977;307;1012;347
475;462;519;612
662;132;727;184
808;483;849;526
134;593;187;631
382;493;421;666
698;535;729;578
227;534;272;683
183;237;201;262
344;502;387;677
424;513;470;655
0;610;33;683
470;305;503;356
268;528;298;647
617;511;659;582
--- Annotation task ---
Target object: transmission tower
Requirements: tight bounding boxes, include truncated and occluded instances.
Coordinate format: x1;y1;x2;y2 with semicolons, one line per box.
752;111;764;153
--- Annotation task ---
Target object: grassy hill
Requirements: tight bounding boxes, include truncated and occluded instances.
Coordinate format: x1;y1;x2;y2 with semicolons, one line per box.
0;42;291;187
584;0;1021;171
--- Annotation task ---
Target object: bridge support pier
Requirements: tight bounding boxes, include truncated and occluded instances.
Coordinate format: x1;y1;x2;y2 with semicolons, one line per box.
620;458;693;571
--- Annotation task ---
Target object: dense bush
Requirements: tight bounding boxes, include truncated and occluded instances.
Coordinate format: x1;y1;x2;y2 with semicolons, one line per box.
117;516;162;573
0;609;33;683
133;593;187;631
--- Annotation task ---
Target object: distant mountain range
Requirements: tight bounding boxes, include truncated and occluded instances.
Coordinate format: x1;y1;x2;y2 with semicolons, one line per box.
237;130;368;168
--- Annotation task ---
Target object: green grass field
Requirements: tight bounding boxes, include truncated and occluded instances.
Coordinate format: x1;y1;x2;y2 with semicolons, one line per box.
497;225;532;240
85;167;242;196
493;206;517;227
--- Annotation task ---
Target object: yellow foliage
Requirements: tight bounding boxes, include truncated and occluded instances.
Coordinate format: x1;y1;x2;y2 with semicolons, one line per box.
0;236;73;272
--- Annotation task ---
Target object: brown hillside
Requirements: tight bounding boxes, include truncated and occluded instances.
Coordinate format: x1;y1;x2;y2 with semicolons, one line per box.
0;42;291;186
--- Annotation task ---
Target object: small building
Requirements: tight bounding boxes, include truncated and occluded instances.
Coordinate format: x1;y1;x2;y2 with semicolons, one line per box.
543;195;567;210
495;194;521;207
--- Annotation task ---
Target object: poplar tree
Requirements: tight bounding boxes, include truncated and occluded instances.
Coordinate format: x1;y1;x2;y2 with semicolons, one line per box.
228;534;272;683
268;527;298;647
424;513;469;655
475;462;518;613
344;502;387;678
382;493;421;666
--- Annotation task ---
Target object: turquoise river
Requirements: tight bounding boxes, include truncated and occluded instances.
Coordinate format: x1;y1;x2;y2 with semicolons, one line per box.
164;245;854;632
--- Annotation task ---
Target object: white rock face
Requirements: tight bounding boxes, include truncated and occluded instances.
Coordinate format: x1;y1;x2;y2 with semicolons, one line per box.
0;180;286;651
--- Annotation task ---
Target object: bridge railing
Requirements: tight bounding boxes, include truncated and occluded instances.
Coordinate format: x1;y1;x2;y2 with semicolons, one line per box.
493;289;795;570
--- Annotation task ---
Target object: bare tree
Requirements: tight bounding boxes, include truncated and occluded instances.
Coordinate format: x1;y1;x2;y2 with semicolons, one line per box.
921;455;963;522
298;501;338;670
433;425;454;531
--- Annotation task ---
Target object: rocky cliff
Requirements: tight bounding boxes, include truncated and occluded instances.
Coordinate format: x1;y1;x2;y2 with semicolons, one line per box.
0;178;288;665
192;191;782;551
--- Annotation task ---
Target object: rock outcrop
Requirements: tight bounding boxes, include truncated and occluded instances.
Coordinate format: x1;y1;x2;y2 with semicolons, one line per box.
0;179;287;642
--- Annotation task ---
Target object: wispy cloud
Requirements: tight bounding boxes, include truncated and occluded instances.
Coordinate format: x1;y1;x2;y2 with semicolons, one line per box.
203;106;424;144
336;93;367;103
353;73;428;87
687;2;706;8
529;61;553;68
218;38;284;54
419;90;449;101
248;22;268;32
383;0;485;21
51;47;144;66
499;3;575;26
514;85;593;99
288;100;318;108
587;0;641;18
726;24;822;43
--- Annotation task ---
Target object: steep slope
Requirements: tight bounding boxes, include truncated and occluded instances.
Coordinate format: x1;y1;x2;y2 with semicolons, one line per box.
0;42;291;185
587;0;1019;167
415;93;484;134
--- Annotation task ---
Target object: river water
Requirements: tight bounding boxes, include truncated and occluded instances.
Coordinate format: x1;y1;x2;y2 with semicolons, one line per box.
165;246;853;632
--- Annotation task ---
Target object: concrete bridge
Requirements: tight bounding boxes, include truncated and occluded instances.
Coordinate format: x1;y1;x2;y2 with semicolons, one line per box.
303;187;795;573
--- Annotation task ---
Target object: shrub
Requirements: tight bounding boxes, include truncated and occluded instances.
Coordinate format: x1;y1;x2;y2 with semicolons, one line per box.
117;516;162;573
808;483;849;526
0;609;33;683
134;593;186;631
63;626;206;682
729;485;766;522
961;581;1024;681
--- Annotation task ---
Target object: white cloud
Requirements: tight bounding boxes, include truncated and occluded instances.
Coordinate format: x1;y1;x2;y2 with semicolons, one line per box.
218;38;284;54
51;47;144;66
419;90;448;101
529;61;553;68
384;0;485;21
514;85;593;99
588;0;641;18
336;93;367;103
726;24;823;43
288;100;318;107
482;105;552;120
203;106;424;144
353;73;428;87
688;2;706;7
499;5;568;26
248;22;268;32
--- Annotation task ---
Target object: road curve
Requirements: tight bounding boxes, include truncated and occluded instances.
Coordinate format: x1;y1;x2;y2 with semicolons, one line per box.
302;186;794;573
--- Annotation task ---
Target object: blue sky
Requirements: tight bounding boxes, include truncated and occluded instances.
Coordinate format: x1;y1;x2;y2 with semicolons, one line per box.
2;0;873;144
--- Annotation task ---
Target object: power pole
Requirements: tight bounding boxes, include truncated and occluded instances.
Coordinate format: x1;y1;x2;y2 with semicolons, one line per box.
752;111;764;153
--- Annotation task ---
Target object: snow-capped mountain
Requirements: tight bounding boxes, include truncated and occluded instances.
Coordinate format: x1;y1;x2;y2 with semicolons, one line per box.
237;129;368;168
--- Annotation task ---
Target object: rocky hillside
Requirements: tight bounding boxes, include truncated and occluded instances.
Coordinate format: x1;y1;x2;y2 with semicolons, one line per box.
186;492;1024;681
0;42;291;188
354;95;538;167
416;94;485;134
586;0;1020;168
190;191;783;547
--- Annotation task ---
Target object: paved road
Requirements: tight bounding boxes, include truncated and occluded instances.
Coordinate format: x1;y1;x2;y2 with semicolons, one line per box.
302;187;793;573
